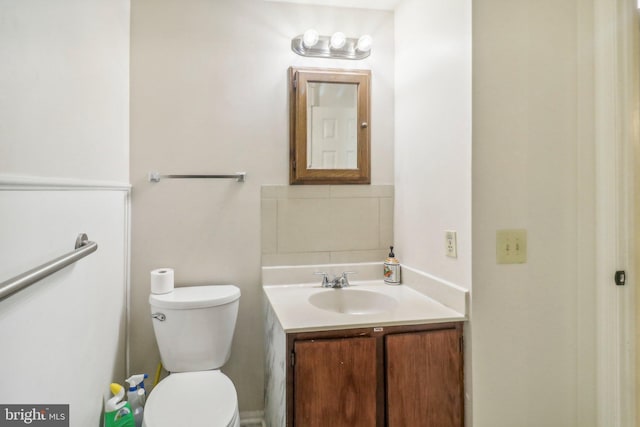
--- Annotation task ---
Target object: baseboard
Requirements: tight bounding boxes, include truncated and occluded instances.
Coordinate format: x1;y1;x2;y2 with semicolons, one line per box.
240;411;265;427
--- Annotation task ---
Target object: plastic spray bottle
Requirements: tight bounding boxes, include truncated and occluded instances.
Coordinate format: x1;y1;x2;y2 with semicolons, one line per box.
125;374;148;427
104;383;135;427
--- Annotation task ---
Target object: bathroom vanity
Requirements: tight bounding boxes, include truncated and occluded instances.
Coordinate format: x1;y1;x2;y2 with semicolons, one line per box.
263;264;467;427
286;321;463;427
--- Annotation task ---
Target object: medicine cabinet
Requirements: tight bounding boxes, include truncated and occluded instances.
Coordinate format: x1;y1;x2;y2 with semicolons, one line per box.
289;67;371;184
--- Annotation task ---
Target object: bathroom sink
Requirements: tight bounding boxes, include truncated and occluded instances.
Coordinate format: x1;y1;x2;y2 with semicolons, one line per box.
308;289;398;315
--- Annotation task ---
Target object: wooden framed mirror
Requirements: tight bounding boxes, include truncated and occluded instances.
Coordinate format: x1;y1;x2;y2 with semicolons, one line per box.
289;67;371;184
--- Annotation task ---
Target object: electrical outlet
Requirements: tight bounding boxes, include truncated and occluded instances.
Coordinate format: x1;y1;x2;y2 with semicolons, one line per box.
496;229;527;264
445;230;457;258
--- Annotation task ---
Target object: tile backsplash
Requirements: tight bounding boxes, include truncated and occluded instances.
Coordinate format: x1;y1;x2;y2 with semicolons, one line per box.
261;185;394;266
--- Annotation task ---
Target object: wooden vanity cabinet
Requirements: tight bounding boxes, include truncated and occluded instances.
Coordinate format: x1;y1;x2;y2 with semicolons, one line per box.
286;322;464;427
386;328;464;427
293;337;379;426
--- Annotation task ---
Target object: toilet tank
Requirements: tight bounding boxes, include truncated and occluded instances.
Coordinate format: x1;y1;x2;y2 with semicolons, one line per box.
149;285;240;373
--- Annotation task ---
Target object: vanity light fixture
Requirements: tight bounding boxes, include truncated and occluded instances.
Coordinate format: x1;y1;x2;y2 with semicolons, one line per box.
291;30;372;60
330;32;346;49
302;29;319;48
356;35;372;53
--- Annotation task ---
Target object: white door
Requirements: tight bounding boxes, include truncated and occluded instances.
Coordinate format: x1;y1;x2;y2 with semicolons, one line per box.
308;106;357;169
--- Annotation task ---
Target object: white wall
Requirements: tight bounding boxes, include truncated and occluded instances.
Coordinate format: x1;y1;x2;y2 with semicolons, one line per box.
0;189;129;426
0;0;129;182
130;0;394;412
471;0;596;426
394;0;472;289
0;0;130;425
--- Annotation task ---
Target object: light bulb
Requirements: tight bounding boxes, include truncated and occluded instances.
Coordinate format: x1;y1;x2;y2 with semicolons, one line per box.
302;29;319;48
356;35;372;52
330;32;346;49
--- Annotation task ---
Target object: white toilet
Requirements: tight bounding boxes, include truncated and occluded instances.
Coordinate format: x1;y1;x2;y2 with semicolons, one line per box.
143;285;241;427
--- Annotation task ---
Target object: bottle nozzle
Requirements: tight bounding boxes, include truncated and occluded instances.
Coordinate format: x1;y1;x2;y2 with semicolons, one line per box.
125;374;148;391
109;383;124;397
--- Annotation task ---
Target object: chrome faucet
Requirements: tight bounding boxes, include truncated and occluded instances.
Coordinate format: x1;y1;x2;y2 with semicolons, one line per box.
314;271;356;288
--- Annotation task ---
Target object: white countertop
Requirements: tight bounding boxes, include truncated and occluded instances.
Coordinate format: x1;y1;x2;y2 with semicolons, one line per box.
264;279;466;333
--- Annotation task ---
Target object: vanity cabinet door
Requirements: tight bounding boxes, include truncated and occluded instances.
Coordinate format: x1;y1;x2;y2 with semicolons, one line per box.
385;328;463;427
293;337;377;427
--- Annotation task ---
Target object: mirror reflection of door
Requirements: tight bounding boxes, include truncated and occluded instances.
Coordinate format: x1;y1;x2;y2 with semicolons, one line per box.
307;82;358;169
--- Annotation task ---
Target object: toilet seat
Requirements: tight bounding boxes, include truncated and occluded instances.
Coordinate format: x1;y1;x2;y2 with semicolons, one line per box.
142;370;239;427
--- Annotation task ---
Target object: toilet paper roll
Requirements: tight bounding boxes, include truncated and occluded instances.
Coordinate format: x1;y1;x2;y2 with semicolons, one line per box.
150;268;174;294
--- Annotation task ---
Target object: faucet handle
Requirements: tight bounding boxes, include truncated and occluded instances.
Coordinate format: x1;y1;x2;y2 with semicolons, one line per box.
313;272;330;287
339;271;356;287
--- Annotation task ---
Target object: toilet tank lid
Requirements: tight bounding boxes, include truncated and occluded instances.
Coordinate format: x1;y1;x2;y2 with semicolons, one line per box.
149;285;240;309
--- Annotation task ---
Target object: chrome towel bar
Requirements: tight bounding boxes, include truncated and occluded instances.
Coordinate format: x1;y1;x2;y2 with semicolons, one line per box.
148;172;246;183
0;233;98;301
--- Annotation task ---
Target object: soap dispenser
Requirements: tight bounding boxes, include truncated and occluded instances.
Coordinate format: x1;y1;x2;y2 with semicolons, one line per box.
384;246;401;285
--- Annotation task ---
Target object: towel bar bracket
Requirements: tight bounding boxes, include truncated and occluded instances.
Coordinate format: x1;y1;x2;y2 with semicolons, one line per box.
75;233;89;249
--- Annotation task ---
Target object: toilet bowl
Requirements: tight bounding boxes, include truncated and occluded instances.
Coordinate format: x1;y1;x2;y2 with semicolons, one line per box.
144;284;241;427
142;371;239;427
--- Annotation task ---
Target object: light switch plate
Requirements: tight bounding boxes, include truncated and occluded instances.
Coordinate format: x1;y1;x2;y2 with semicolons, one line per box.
496;229;527;264
445;230;457;258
